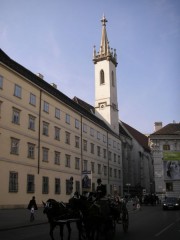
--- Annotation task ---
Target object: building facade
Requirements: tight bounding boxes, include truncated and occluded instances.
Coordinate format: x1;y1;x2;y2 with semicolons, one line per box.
120;122;154;195
149;122;180;199
0;17;123;208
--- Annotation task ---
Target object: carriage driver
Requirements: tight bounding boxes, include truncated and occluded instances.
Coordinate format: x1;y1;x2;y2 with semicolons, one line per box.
96;178;106;199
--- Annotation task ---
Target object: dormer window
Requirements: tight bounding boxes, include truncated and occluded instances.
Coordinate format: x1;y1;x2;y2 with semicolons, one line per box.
100;70;105;84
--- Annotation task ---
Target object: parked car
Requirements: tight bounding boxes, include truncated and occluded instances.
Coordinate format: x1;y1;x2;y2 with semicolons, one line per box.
162;197;180;210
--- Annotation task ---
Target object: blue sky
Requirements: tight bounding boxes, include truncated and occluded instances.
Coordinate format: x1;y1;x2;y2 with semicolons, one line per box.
1;0;180;133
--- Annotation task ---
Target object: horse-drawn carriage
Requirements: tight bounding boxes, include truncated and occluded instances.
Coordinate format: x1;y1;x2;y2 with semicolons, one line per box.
43;194;129;240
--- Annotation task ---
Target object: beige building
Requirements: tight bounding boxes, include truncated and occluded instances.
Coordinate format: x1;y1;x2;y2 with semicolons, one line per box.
0;17;123;208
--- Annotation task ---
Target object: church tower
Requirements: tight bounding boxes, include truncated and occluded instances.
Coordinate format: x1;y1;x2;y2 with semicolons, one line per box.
93;16;119;134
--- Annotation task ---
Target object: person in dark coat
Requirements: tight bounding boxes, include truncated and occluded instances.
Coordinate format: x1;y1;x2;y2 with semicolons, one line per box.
96;178;106;199
27;196;38;221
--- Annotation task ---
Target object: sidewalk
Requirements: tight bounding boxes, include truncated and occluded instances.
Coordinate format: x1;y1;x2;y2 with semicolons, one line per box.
0;208;47;231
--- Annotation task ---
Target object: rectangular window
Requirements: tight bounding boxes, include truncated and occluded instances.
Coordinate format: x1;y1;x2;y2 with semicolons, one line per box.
114;169;117;178
108;151;112;161
163;144;170;151
14;84;22;98
28;115;36;130
55;178;61;194
11;138;20;155
103;149;106;159
166;182;173;191
65;154;71;167
66;114;70;124
75;157;80;170
27;143;35;159
55;108;60;119
75;136;80;148
97;131;101;140
66;179;71;195
12;108;20;124
0;101;2;118
97;146;101;156
75;119;80;129
65;131;70;144
98;164;101;174
118;170;121;179
42;176;49;194
113;141;116;148
114;153;116;162
9;172;18;192
54;151;60;165
42;121;49;136
42;147;49;162
90;143;94;154
43;101;49;113
83;160;88;171
103;135;106;143
83;139;87;151
91;162;95;173
29;93;36;106
0;75;3;89
118;155;121;164
104;166;107;176
54;127;60;141
108;138;112;146
90;128;94;137
109;167;112;177
27;174;35;193
83;123;87;133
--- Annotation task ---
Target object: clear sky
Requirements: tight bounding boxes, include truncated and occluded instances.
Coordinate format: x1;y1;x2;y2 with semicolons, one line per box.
1;0;180;134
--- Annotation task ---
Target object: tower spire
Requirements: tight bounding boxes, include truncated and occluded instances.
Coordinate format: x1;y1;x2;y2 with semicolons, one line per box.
93;15;117;66
100;15;109;55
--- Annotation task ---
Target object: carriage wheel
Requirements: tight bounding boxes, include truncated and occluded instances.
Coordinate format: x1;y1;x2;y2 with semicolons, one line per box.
122;208;129;233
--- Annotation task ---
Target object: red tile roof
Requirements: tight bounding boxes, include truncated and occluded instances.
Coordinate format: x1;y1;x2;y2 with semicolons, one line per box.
122;122;150;152
150;123;180;135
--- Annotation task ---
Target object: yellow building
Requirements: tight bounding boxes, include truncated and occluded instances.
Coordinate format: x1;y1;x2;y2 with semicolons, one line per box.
0;17;123;208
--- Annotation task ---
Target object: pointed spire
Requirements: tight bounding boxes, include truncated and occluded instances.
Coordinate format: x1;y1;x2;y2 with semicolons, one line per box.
93;15;118;66
100;15;109;55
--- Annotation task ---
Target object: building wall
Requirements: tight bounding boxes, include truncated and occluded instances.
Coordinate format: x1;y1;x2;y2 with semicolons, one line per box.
150;135;180;198
0;63;123;208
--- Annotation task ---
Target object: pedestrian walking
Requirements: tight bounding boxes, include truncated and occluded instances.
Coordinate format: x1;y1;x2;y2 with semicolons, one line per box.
27;196;38;222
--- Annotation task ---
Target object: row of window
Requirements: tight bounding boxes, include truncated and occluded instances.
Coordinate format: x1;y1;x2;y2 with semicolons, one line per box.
0;75;120;149
12;106;120;148
9;171;121;195
9;171;79;195
10;137;121;178
10;105;121;160
11;131;121;163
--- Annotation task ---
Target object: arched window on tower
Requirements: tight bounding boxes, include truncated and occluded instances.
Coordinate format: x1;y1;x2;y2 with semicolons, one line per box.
100;70;105;84
112;71;115;87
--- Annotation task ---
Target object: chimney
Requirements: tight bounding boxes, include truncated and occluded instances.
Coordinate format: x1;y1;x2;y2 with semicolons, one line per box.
37;73;44;79
154;122;163;132
51;83;57;89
